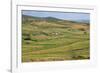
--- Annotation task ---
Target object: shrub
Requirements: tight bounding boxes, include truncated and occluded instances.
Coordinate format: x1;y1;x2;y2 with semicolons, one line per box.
78;28;85;31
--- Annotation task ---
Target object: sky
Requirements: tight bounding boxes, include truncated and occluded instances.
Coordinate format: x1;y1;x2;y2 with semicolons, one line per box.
22;10;90;21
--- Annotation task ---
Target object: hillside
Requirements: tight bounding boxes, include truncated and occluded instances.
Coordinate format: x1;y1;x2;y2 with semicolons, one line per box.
22;15;90;62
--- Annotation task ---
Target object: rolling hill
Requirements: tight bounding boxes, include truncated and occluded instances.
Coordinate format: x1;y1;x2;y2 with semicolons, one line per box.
22;15;90;62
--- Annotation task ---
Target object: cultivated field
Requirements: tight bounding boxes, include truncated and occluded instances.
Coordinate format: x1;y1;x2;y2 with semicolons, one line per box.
22;15;90;62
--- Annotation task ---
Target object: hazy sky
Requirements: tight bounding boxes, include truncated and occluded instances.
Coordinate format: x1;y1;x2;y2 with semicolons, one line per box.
22;10;90;21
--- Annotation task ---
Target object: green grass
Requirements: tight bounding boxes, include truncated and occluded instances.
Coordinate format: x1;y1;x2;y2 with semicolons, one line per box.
22;15;90;62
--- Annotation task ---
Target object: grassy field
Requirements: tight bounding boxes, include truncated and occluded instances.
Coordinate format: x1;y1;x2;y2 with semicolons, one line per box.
22;15;90;62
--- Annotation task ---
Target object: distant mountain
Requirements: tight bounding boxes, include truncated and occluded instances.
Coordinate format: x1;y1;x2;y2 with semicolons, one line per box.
22;15;60;19
22;15;63;23
69;19;90;24
79;20;90;24
22;15;89;24
22;15;40;20
44;17;62;20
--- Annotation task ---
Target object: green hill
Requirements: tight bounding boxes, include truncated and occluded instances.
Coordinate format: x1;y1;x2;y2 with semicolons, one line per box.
22;15;90;62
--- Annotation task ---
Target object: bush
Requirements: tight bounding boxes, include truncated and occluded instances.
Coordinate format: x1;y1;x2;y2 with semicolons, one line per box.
24;34;31;40
79;28;85;31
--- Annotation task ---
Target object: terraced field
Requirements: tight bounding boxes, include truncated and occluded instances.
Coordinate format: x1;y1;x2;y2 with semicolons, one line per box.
22;15;90;62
